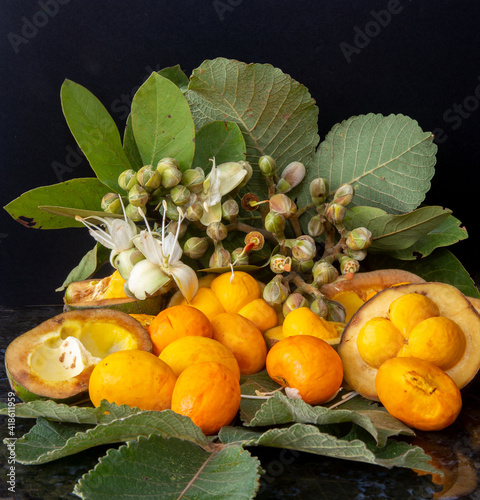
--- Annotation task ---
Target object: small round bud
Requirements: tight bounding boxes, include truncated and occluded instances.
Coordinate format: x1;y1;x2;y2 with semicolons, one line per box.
207;221;228;242
258;155;276;178
125;203;146;221
345;227;373;251
118;169;138;191
162;198;180;221
263;278;289;306
185;202;204;222
270;254;292;274
167;220;188;239
282;292;308;317
244;231;264;251
339;255;360;275
310;178;329;206
325;203;346;225
275;161;306;194
241;193;261;212
128;184;149;207
292;257;314;274
344;248;368;261
170;184;191;206
209;247;231;268
334;183;354;206
310;297;328;319
312;260;339;286
269;194;297;219
181;167;205;193
231;247;249;266
264;211;286;235
137;165;161;191
291;236;316;262
221;199;239;222
183;237;209;259
101;193;123;214
307;215;325;238
326;299;347;323
156;157;179;173
161;165;182;189
114;248;145;279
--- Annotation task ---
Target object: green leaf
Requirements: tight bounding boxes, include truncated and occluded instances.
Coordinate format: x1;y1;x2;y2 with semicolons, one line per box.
123;114;144;169
311;114;437;214
369;248;480;298
344;205;452;252
55;243;110;291
158;64;190;92
192;121;246;171
9;408;207;465
4;179;111;229
61;80;132;192
74;435;262;500
186;58;319;195
131;72;195;170
38;205;124;220
388;215;468;260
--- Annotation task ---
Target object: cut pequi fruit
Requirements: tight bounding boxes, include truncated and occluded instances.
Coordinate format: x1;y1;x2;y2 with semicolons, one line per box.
64;271;169;315
5;309;152;403
338;282;480;401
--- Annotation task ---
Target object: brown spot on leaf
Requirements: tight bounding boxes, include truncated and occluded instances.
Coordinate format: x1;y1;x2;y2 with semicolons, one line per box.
16;216;36;228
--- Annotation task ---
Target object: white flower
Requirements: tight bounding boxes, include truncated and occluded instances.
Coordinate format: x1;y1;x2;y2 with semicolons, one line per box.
199;158;248;225
128;202;198;302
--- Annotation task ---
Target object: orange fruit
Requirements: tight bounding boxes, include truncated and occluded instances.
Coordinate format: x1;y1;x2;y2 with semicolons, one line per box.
88;349;177;411
148;305;213;355
158;336;241;379
266;335;343;405
210;271;261;313
211;313;267;375
375;357;462;431
180;287;225;321
282;306;339;341
171;361;241;435
238;298;278;332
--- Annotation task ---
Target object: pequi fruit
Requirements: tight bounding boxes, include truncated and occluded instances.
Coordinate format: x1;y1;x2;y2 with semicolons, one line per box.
64;270;169;315
5;309;152;403
338;282;480;401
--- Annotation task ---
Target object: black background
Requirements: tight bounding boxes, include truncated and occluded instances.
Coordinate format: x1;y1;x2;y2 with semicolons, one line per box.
1;0;479;306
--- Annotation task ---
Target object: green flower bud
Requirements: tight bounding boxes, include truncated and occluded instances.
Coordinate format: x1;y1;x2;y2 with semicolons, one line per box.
207;221;228;242
263;277;289;306
183;237;209;259
310;297;328;319
231;247;249;266
163;198;180;221
221;199;239;222
167;220;188;239
339;255;360;275
307;215;324;238
125;203;146;221
264;211;286;234
310;178;329;206
209;247;231;268
275;161;306;194
113;248;145;279
137;165;161;191
161;165;182;189
312;260;338;285
269;194;297;219
270;254;292;274
258;155;276;178
291;236;316;262
282;292;308;317
118;169;138;191
325;203;346;225
345;227;373;251
170;184;191;206
156;157;179;173
185;202;204;222
292;257;314;274
334;183;355;206
128;184;149;207
181;167;205;193
101;193;123;214
326;299;347;323
244;231;265;251
344;248;368;261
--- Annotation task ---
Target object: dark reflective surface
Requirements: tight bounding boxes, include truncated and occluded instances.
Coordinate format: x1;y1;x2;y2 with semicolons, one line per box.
1;306;479;499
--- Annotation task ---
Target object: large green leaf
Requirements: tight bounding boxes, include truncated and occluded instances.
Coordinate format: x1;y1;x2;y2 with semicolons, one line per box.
192;121;246;171
186;58;319;194
158;64;190;92
310;114;437;214
4;178;111;229
74;435;262;500
344;205;452;252
61;80;132;192
369;248;480;298
123;114;143;170
131;72;195;170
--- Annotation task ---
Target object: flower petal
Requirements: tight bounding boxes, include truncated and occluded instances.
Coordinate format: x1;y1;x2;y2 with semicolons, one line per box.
133;231;164;267
200;201;222;225
169;262;199;303
127;259;171;300
162;232;182;264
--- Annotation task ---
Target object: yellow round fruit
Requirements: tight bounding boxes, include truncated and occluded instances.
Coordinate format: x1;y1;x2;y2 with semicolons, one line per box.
282;307;339;341
210;271;261;313
180;287;225;322
238;298;278;332
171;361;241;435
89;349;177;411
